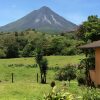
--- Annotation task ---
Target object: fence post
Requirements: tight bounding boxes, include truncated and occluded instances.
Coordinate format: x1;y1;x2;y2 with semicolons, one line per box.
12;73;14;83
37;73;38;83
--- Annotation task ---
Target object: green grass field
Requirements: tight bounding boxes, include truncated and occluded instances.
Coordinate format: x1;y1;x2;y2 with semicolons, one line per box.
0;55;84;67
0;55;84;100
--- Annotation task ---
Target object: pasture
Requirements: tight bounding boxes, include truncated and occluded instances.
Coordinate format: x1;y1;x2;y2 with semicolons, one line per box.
0;55;84;100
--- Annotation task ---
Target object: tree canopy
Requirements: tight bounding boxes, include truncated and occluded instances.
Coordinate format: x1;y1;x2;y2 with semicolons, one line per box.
0;30;82;58
77;15;100;42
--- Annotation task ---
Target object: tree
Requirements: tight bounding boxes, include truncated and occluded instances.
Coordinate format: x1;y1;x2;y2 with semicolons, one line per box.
77;15;100;42
0;49;6;58
6;43;19;58
16;37;28;50
35;48;48;83
22;43;33;57
35;48;43;66
50;37;64;55
77;15;100;86
40;58;48;83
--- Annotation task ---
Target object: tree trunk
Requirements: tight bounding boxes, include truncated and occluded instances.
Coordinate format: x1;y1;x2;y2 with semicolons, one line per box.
40;73;47;84
41;73;43;83
41;73;45;83
44;74;46;83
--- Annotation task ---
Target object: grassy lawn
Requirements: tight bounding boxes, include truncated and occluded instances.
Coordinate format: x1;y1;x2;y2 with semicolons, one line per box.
0;82;51;100
0;81;86;100
0;55;85;100
0;55;84;67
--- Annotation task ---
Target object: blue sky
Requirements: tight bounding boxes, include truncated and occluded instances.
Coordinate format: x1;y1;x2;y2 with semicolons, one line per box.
0;0;100;26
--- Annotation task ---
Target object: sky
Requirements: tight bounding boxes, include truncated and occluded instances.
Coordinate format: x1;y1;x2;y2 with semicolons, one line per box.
0;0;100;26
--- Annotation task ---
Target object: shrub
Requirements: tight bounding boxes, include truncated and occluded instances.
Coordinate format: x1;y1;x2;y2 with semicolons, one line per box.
65;47;77;55
55;64;76;82
76;68;86;85
83;88;100;100
6;43;19;58
77;75;86;86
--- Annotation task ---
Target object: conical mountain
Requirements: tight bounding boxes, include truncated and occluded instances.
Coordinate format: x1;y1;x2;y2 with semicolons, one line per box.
0;6;77;33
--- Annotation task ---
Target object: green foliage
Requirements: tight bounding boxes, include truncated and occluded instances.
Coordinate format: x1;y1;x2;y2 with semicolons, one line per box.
78;55;95;86
35;48;44;65
22;43;33;57
50;37;65;55
77;15;98;86
44;85;100;100
44;85;82;100
64;47;76;55
55;64;76;82
79;56;95;72
83;88;100;100
77;15;100;42
40;58;48;74
35;48;48;83
16;37;28;50
6;43;19;58
40;58;48;83
0;30;82;58
76;68;86;85
0;49;6;58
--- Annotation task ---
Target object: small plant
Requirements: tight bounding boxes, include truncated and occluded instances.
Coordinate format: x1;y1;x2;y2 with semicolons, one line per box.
83;88;100;100
76;68;86;86
44;83;82;100
50;81;55;88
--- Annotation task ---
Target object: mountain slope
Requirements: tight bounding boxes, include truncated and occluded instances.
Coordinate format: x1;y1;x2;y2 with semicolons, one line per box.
0;6;77;32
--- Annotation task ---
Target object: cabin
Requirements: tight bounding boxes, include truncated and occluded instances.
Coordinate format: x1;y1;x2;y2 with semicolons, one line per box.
79;40;100;86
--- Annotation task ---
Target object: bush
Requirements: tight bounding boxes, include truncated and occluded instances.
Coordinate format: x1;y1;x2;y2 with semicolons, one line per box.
83;88;100;100
55;64;76;82
76;68;86;85
77;75;86;86
6;43;19;58
65;47;77;55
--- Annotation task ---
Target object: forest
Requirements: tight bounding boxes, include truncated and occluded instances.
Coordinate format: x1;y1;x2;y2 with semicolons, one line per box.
0;29;84;58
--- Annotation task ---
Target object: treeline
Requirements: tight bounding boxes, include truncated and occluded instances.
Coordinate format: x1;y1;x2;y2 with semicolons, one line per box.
0;30;83;58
